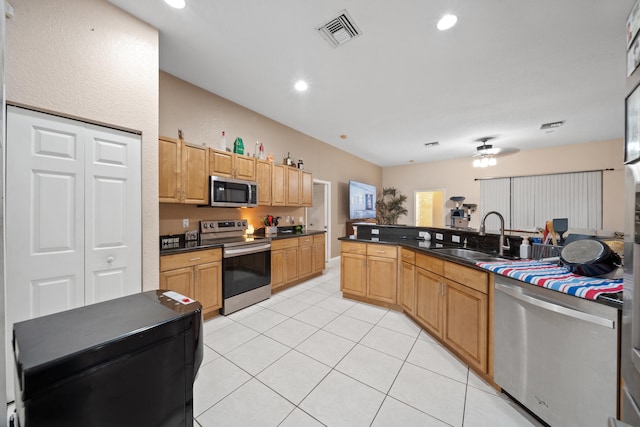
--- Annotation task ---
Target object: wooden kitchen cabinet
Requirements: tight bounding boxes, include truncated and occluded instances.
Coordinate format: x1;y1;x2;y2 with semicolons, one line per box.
414;252;489;373
256;159;272;205
286;167;300;205
267;164;313;207
159;136;209;204
271;164;286;206
312;234;326;274
301;170;313;206
159;248;222;319
271;238;299;291
298;235;314;279
209;147;256;180
399;248;416;315
340;243;367;297
340;241;397;304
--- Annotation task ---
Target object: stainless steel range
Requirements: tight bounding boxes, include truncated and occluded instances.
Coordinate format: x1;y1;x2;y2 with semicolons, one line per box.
200;219;271;315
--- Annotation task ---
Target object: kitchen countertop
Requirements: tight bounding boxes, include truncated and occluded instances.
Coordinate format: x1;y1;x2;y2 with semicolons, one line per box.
339;236;623;309
160;230;326;255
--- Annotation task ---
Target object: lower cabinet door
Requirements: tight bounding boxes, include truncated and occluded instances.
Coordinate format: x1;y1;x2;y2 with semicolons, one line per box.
159;267;194;299
271;249;285;290
366;256;397;304
400;261;415;314
443;280;488;372
415;267;443;339
195;261;222;314
340;252;366;296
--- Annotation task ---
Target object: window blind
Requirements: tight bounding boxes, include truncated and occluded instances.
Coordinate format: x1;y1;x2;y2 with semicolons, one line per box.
479;171;602;231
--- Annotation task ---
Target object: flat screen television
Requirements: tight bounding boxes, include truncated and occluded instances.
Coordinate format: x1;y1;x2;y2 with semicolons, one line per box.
349;180;377;219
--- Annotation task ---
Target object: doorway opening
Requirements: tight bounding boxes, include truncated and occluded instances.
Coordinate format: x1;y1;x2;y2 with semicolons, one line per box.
415;190;445;227
306;179;331;262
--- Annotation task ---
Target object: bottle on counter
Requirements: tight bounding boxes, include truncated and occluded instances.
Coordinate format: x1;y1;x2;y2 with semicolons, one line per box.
259;142;265;160
520;237;531;259
219;131;227;151
255;141;260;158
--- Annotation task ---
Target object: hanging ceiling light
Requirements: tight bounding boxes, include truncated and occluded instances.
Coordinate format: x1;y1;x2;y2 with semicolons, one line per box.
472;137;499;168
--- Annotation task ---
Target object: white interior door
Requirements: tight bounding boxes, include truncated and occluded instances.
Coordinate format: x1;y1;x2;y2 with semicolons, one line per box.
5;106;142;400
84;124;141;303
307;179;331;261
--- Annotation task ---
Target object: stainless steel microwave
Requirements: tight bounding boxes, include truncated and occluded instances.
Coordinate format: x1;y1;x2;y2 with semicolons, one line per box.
210;176;258;207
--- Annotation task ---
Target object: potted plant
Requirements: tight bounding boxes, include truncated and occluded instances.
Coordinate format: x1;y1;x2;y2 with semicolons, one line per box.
376;187;408;225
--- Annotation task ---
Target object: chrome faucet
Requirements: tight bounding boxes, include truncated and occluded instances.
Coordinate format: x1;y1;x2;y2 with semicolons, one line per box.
478;211;510;256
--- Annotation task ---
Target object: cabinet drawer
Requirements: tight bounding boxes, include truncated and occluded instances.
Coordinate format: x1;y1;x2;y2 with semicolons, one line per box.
272;238;299;250
313;234;325;244
416;253;444;276
443;261;488;294
400;248;416;264
298;236;314;246
341;241;366;255
160;249;221;272
367;244;397;259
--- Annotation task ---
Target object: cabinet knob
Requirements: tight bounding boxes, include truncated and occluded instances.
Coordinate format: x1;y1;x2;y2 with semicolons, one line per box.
107;256;114;263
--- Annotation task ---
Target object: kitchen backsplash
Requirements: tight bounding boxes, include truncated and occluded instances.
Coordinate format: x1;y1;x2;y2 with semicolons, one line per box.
159;203;305;235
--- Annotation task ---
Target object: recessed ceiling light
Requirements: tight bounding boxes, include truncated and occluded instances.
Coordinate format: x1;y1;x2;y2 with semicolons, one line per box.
294;80;308;91
437;14;457;31
164;0;186;9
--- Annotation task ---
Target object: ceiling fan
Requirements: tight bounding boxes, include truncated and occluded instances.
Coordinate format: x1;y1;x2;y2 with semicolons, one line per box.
472;137;519;167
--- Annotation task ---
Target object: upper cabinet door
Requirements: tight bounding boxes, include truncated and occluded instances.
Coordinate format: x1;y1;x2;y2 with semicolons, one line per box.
182;142;208;204
256;159;272;205
234;155;256;181
301;170;313;206
159;137;181;203
210;148;233;177
286;167;300;206
271;164;286;206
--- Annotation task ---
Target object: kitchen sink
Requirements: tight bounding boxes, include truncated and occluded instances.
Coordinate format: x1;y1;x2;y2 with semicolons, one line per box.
432;247;507;262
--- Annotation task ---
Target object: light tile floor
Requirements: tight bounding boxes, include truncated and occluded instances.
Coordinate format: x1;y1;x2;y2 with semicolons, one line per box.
194;258;543;427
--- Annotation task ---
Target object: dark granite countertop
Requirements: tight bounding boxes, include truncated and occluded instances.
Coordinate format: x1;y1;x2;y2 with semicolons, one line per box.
338;236;622;309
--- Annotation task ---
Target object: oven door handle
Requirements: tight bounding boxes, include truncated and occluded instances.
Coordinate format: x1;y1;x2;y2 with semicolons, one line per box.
495;282;615;329
224;243;271;258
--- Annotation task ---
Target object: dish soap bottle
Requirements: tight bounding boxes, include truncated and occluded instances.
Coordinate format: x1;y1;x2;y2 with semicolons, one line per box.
520;238;531;259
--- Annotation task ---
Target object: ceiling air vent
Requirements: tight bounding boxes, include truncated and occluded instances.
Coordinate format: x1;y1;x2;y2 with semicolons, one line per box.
540;120;565;130
316;10;362;48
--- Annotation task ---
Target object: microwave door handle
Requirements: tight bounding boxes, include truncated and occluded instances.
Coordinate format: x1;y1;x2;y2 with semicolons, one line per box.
248;183;252;201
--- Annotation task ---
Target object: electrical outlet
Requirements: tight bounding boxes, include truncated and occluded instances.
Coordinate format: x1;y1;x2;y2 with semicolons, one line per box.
371;229;380;235
182;219;189;228
452;235;461;243
418;231;428;238
435;233;444;240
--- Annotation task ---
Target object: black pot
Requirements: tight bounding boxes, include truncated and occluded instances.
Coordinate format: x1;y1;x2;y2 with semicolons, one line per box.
560;239;622;278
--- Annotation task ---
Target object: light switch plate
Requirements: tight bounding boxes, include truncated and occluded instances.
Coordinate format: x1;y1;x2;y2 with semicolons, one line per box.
182;219;189;228
371;229;380;235
435;233;443;240
452;235;460;243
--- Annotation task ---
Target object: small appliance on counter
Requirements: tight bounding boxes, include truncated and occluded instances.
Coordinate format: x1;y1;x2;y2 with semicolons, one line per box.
449;196;476;228
11;291;203;427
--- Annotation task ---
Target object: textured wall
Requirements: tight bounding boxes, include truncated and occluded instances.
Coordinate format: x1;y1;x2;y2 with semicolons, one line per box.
159;71;382;258
5;0;160;289
383;139;624;232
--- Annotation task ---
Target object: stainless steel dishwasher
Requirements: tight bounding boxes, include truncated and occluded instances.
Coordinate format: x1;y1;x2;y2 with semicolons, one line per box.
494;275;619;427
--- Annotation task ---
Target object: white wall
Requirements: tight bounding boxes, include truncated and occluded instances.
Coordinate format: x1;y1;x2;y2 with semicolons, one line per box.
5;0;160;289
383;139;624;232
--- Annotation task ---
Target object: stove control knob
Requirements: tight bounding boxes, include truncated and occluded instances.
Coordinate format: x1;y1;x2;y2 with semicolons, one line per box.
237;221;242;227
242;220;247;227
203;223;208;229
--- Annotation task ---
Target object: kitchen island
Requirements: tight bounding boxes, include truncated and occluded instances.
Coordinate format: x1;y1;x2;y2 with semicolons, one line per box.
338;224;622;393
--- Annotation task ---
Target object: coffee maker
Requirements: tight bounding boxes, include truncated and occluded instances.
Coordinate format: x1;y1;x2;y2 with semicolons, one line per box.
449;196;475;228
